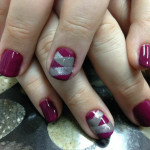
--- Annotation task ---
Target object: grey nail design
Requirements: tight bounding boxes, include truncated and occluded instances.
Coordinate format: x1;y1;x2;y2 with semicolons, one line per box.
86;110;114;139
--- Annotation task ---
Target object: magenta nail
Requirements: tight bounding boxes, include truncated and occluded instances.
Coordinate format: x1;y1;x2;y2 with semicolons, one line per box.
40;98;58;123
49;48;75;80
133;100;150;127
139;44;150;68
0;49;23;77
86;110;114;139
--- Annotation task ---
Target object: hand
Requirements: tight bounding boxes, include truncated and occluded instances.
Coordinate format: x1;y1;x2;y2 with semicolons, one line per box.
18;9;150;140
109;0;150;70
0;0;109;79
1;0;150;141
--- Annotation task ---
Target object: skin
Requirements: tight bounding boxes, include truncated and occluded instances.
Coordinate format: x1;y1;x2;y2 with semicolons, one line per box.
0;0;109;77
109;0;150;70
1;0;150;139
18;10;150;139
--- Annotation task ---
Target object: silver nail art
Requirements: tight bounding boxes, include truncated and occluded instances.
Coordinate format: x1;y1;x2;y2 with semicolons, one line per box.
50;51;75;78
87;110;114;137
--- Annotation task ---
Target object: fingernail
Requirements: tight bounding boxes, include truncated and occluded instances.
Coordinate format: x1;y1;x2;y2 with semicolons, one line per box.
50;48;75;80
0;49;23;77
40;98;58;123
139;44;150;68
133;100;150;127
86;110;114;139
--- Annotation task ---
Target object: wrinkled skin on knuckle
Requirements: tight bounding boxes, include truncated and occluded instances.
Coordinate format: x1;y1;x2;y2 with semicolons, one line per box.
60;17;92;38
92;22;122;55
66;85;90;108
6;19;35;40
115;75;144;99
22;75;42;93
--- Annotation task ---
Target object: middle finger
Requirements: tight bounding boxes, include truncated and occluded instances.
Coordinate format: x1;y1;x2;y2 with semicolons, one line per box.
47;0;110;80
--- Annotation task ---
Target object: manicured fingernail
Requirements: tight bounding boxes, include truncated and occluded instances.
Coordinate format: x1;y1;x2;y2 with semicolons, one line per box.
40;98;58;123
139;44;150;68
133;100;150;127
0;49;23;77
86;110;114;139
50;48;75;80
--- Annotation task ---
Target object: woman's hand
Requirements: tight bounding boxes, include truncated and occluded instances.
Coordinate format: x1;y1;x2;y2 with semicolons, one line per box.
0;0;109;79
1;0;150;141
109;0;150;70
18;9;150;140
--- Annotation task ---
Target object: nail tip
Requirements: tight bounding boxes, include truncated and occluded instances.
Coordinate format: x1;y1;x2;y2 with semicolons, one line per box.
0;71;18;77
97;131;114;140
51;74;71;81
46;115;58;123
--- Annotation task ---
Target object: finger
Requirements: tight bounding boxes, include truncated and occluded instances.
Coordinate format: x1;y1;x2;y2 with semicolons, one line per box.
47;0;109;80
0;0;10;39
89;10;150;127
108;0;131;35
0;0;54;77
36;13;114;139
126;0;150;70
17;59;62;123
54;0;131;36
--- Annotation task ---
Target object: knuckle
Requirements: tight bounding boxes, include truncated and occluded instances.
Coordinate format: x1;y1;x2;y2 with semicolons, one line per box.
6;20;33;40
131;8;150;26
37;30;55;59
139;19;150;26
132;16;150;27
24;77;41;92
67;86;89;108
116;76;143;98
61;18;92;37
98;22;119;43
92;22;121;54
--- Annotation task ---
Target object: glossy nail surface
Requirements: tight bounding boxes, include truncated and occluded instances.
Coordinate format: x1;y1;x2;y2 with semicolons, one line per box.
86;110;114;139
133;100;150;127
40;98;58;123
50;48;75;80
139;44;150;68
0;49;23;77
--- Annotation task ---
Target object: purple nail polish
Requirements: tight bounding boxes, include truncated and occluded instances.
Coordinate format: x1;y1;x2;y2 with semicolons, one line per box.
86;110;114;139
133;100;150;127
139;44;150;68
0;49;23;77
40;98;58;123
49;48;75;80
